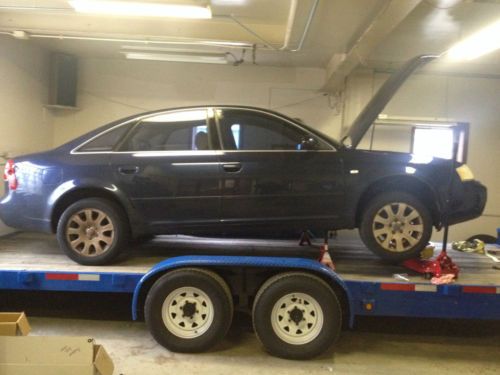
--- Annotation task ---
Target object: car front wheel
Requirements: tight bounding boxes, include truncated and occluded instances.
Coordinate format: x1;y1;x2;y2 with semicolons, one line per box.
359;191;432;262
57;198;129;265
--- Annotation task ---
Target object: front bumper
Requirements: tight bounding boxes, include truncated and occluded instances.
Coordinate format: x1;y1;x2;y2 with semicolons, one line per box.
448;180;487;225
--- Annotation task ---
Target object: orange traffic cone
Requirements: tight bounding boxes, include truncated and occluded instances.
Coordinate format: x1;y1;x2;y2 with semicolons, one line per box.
319;243;335;271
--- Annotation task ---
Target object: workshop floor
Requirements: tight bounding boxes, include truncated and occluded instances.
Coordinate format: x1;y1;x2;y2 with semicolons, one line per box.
26;314;500;375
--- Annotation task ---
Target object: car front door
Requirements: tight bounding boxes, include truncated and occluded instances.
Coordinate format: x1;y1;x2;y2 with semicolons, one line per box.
110;108;222;233
215;108;345;234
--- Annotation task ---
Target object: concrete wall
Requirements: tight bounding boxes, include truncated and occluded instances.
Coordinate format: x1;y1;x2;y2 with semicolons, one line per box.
0;37;53;235
343;70;500;241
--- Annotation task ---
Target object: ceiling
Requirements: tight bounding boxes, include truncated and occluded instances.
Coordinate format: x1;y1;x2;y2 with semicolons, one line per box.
0;0;500;77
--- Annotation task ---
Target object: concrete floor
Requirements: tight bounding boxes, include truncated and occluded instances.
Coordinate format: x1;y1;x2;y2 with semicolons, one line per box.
26;315;500;375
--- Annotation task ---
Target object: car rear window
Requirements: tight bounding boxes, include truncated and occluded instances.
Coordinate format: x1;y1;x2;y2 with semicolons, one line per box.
119;110;210;152
77;124;132;152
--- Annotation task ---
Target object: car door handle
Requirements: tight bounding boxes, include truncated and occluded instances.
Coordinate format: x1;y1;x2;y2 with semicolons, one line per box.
222;163;242;173
118;166;140;175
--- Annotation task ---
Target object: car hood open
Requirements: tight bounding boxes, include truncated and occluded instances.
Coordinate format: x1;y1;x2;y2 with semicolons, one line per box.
341;55;438;149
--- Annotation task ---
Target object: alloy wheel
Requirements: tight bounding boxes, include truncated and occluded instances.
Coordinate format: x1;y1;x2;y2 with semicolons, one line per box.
66;208;115;256
372;202;424;252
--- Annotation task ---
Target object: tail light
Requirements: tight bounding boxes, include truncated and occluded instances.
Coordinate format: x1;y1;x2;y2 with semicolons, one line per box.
3;159;18;190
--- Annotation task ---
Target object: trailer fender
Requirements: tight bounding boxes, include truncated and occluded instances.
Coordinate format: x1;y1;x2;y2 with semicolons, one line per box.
132;255;355;326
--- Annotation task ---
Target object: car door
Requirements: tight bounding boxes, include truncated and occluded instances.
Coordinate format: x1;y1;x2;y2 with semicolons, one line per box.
110;108;222;232
215;108;345;233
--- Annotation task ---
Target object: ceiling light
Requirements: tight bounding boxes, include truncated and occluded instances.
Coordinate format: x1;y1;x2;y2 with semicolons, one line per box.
447;20;500;60
124;52;228;64
68;0;212;19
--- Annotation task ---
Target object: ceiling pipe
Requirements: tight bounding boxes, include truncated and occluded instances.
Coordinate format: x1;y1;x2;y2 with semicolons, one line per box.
288;0;320;52
0;0;321;53
0;29;254;49
222;0;320;52
281;0;298;50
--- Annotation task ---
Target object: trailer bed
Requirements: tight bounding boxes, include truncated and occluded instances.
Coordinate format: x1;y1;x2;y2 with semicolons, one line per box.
0;232;498;287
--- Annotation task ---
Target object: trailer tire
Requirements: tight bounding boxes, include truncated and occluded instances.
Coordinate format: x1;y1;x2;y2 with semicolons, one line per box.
145;268;233;353
252;272;342;359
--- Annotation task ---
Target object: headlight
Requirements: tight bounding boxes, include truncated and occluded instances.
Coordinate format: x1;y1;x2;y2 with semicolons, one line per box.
456;164;475;181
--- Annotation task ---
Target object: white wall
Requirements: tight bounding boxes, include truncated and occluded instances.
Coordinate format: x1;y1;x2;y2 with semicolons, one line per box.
1;40;498;242
343;69;500;241
0;37;53;235
52;58;343;146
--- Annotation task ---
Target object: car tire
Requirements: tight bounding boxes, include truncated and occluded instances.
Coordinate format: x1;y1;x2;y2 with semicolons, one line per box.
466;234;497;244
145;268;233;353
57;198;129;265
359;191;432;262
252;272;342;360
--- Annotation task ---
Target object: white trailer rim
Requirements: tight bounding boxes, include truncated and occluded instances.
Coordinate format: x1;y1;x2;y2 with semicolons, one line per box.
161;286;214;339
271;292;323;345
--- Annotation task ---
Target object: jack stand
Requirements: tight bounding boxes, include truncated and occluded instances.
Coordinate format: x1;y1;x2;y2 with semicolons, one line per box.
319;231;335;271
299;230;313;246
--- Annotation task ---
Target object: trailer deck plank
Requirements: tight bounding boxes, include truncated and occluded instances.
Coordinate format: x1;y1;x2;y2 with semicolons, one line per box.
0;232;498;286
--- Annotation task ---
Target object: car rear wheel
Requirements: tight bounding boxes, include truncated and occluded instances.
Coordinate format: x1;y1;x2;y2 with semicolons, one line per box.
57;198;129;265
359;191;432;262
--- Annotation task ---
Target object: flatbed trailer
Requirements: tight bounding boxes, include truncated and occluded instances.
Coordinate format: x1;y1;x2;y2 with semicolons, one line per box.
0;232;499;359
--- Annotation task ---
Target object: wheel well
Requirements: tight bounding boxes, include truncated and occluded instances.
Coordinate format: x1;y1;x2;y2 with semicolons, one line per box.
355;176;440;227
134;266;351;328
51;188;130;233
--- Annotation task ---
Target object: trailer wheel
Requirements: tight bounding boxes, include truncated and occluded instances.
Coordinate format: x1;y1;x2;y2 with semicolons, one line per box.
252;272;342;359
145;268;233;353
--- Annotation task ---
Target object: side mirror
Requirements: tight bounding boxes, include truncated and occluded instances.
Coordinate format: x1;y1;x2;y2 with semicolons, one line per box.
299;137;318;150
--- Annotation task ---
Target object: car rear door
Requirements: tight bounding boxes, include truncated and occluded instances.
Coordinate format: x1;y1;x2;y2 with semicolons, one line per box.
110;108;222;232
215;108;345;233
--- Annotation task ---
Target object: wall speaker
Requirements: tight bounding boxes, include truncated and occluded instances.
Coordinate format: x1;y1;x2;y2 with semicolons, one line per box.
49;53;78;107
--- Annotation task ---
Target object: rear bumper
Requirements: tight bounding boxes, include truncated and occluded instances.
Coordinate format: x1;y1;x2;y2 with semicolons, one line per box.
0;191;52;233
448;180;487;225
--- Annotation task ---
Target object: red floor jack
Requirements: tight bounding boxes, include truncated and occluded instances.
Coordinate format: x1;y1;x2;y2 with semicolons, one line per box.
402;133;461;282
402;244;459;280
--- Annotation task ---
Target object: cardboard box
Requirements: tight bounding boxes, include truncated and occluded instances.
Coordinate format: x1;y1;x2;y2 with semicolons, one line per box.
0;336;114;375
0;312;31;336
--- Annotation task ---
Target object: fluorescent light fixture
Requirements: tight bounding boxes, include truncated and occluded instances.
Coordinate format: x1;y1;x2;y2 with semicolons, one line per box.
124;52;228;64
447;20;500;60
68;0;212;19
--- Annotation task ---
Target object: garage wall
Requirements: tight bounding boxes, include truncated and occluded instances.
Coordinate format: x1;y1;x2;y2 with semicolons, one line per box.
0;37;53;236
51;58;343;146
343;70;500;241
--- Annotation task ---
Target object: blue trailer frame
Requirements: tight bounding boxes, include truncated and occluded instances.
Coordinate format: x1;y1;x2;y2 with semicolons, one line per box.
1;254;498;325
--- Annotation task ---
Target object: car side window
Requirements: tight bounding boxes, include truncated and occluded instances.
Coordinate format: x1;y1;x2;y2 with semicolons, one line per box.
217;109;331;151
78;123;132;152
120;109;211;151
